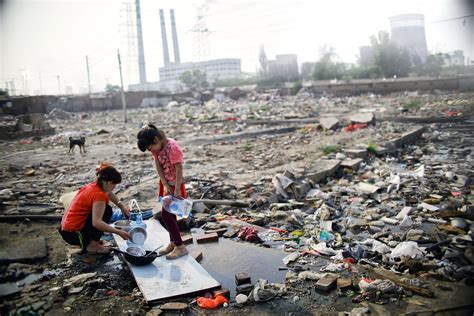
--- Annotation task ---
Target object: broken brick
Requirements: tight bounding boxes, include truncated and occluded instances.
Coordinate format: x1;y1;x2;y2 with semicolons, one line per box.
190;250;203;263
205;228;228;237
212;287;231;300
196;232;219;243
235;272;251;286
236;283;253;296
315;274;337;292
181;234;193;245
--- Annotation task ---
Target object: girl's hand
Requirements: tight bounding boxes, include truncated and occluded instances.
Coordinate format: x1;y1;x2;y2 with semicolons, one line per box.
121;207;131;219
164;183;172;196
174;186;182;199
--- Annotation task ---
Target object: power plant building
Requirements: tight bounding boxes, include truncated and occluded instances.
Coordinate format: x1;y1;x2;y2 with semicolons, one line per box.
129;8;241;92
389;14;428;62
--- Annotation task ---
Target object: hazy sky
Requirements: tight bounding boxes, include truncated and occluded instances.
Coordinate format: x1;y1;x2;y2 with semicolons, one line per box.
1;0;472;95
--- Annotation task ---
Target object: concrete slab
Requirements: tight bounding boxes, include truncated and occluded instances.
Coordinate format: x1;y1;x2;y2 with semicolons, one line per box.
341;158;363;169
113;219;220;302
306;159;341;183
396;206;413;220
0;237;48;263
319;117;339;130
349;113;375;125
356;182;380;194
344;149;367;159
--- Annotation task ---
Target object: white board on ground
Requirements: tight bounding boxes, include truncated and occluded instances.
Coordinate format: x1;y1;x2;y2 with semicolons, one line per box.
113;219;220;302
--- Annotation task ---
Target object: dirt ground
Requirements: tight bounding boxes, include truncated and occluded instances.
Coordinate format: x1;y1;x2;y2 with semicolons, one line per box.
0;91;473;315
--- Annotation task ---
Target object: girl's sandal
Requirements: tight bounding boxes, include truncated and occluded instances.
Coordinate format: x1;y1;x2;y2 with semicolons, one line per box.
165;247;188;260
159;243;175;255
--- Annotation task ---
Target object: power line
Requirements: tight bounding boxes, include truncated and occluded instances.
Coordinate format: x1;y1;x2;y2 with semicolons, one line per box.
430;14;474;23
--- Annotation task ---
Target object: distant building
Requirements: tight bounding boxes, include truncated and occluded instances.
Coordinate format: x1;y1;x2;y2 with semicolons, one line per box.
267;54;299;77
300;62;317;79
359;46;374;66
389;14;428;62
129;58;241;92
443;50;465;66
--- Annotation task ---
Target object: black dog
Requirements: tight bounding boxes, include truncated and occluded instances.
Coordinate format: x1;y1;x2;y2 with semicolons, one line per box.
68;136;86;154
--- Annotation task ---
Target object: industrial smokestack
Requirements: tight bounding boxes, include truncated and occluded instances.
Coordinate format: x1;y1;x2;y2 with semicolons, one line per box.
159;9;170;66
135;0;147;84
170;9;181;64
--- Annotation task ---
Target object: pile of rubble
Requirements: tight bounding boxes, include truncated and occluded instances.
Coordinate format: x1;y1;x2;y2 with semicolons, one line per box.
0;90;472;314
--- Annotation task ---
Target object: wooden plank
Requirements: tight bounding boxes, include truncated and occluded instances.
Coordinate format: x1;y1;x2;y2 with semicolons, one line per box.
373;268;434;297
113;219;220;302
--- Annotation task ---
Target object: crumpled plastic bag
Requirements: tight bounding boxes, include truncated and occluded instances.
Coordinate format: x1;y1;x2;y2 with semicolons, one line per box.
371;240;392;254
297;271;326;281
282;251;300;265
310;242;336;256
390;241;424;260
359;278;401;293
248;279;284;302
387;173;401;193
358;278;377;292
320;263;345;272
196;294;228;309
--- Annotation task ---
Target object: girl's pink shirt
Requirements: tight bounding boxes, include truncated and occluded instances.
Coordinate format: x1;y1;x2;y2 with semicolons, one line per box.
151;138;183;183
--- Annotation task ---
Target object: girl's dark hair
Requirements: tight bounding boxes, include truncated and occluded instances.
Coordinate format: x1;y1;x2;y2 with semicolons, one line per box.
137;124;166;152
96;162;122;185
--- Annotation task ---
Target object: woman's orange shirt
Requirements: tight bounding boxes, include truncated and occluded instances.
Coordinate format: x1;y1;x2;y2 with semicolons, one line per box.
61;182;109;231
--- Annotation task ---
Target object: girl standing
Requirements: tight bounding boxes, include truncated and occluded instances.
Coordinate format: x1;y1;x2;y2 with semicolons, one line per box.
137;124;189;260
59;163;130;254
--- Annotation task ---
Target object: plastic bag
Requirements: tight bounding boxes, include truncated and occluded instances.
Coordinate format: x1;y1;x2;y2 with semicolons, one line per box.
196;294;228;309
371;240;392;254
311;242;336;256
159;195;193;218
282;251;300;265
390;241;424;260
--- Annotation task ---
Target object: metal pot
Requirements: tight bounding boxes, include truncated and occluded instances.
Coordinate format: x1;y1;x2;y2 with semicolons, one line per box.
128;226;147;245
113;220;132;232
124;250;158;266
126;246;146;257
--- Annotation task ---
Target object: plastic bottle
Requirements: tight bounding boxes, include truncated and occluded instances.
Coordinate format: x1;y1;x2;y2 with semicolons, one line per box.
134;212;147;228
168;198;193;218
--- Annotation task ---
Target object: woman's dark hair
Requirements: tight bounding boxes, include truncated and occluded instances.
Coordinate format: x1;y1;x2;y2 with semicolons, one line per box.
137;124;166;152
96;163;122;185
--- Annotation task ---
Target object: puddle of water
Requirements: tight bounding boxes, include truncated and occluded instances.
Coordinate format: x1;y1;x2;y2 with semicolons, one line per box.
105;255;124;268
0;273;42;297
187;230;288;298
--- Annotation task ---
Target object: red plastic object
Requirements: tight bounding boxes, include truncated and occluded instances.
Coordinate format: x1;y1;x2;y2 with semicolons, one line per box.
270;227;288;234
344;123;368;132
224;117;238;121
451;191;462;197
20;139;33;145
196;294;228;309
343;258;356;264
